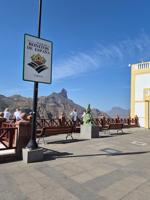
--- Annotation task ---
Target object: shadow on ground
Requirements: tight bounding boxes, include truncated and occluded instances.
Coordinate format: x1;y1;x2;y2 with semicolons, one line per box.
42;148;73;161
1;148;149;163
0;154;19;164
41;146;150;162
99;131;132;138
46;139;87;144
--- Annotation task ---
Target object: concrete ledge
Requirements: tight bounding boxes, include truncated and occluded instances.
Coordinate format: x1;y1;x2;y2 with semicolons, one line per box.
79;124;99;139
22;148;43;163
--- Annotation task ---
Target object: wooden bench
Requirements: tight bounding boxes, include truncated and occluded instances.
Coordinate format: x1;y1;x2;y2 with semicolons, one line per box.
36;126;73;144
102;123;123;134
109;123;123;133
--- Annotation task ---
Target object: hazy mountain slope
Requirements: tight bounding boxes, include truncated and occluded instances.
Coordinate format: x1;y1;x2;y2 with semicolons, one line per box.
107;106;130;118
0;88;108;119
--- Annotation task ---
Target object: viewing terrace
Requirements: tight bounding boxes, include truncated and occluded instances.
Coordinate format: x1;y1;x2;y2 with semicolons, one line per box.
0;127;150;200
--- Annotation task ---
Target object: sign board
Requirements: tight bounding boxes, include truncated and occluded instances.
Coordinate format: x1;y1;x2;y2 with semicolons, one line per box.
23;34;52;83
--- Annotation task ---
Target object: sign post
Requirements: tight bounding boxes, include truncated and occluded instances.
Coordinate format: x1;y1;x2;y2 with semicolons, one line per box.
23;0;52;149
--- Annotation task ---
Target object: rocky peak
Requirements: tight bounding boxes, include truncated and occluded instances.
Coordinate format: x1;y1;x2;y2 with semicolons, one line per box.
0;88;109;119
59;88;68;98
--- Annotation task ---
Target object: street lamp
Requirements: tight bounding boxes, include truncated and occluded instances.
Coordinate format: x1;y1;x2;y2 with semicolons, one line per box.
26;0;43;149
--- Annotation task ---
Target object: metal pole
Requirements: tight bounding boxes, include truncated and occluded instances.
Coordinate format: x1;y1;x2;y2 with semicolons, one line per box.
26;0;42;149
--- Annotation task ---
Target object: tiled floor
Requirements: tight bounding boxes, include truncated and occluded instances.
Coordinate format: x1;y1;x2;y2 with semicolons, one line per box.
0;127;150;200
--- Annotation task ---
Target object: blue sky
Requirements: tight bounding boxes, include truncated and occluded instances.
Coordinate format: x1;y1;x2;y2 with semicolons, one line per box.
1;0;150;111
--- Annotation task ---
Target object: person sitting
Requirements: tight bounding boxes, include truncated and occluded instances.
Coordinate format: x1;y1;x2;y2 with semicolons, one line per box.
3;108;11;122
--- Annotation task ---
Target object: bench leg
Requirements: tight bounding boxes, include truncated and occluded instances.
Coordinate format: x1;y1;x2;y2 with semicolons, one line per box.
37;137;40;144
37;135;46;144
66;133;73;140
71;133;73;140
103;129;110;134
117;129;123;134
42;136;46;144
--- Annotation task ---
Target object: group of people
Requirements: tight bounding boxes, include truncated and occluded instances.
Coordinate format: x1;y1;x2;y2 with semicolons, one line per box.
0;108;28;122
58;107;91;126
0;107;92;126
58;108;79;126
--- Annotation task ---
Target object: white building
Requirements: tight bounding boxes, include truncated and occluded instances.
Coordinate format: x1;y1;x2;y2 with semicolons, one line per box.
130;61;150;128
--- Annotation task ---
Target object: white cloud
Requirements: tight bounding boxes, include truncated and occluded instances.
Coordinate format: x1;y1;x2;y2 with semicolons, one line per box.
53;31;150;80
53;52;99;80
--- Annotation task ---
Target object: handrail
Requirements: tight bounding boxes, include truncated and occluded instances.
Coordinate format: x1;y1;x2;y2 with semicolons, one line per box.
0;127;18;150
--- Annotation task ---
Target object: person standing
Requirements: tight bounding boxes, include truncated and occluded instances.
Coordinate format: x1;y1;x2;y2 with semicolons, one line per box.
70;109;78;131
4;108;11;121
13;108;22;121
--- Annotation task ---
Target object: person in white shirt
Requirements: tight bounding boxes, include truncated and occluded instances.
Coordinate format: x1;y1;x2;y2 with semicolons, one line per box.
70;109;78;130
81;110;86;124
4;108;11;121
14;108;22;121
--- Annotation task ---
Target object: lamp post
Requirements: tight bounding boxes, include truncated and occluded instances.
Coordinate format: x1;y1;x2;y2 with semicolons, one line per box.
26;0;42;149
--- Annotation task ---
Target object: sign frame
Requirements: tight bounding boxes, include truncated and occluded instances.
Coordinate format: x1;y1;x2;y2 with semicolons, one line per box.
23;33;53;84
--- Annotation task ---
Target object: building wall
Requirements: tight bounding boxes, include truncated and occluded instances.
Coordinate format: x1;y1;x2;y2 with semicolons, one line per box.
130;62;150;128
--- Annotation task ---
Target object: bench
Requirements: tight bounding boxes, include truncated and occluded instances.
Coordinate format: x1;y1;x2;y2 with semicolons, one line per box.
102;123;123;134
109;123;123;133
36;126;73;144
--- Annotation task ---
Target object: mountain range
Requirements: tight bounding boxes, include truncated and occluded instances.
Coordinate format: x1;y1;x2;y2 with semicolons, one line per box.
0;88;129;119
107;106;130;118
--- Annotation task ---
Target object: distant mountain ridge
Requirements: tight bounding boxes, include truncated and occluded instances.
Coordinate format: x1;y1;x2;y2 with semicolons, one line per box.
107;106;130;118
0;88;109;119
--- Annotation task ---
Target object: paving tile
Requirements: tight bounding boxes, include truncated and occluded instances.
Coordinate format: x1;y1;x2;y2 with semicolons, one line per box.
46;187;80;200
0;128;150;200
27;190;49;200
18;180;43;194
88;166;116;179
61;162;85;176
0;191;27;200
68;183;106;200
37;165;104;200
98;175;146;200
0;173;27;200
109;156;133;166
37;165;76;189
71;172;94;183
28;168;47;179
0;173;19;193
84;169;132;192
121;181;150;200
11;171;36;184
